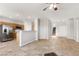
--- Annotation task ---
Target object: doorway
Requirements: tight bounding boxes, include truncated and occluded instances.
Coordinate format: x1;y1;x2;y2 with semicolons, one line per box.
52;27;56;36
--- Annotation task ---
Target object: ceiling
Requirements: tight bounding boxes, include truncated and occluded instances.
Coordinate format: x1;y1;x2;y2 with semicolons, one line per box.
0;3;79;22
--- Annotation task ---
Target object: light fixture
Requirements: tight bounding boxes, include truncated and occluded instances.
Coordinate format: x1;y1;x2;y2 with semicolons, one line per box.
53;3;57;8
43;3;59;11
50;3;58;11
53;4;58;11
49;4;54;9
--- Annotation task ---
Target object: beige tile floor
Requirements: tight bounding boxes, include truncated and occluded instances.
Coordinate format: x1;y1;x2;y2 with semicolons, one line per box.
0;37;79;56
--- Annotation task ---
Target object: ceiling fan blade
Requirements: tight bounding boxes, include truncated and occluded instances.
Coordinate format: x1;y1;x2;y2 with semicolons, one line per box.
43;6;49;11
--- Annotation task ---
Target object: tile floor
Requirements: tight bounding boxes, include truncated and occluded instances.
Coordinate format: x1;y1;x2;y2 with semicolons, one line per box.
0;37;79;56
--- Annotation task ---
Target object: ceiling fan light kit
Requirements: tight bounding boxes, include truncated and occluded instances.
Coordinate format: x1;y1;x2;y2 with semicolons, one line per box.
49;4;54;9
43;3;59;11
54;7;58;11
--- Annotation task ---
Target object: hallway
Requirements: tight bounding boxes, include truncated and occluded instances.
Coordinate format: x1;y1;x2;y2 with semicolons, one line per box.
0;37;79;56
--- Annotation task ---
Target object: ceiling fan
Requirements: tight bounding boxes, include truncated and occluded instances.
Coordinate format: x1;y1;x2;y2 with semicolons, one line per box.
43;3;59;11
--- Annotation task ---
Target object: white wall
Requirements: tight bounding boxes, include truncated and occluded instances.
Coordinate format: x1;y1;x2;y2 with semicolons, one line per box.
38;17;79;41
49;17;79;42
38;18;69;39
73;18;79;42
66;18;74;39
39;19;47;39
56;25;67;37
33;18;39;40
49;20;68;37
38;18;51;39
